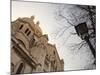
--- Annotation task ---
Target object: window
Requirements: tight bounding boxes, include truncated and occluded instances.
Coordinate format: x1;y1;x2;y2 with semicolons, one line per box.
24;28;31;36
19;24;23;30
17;39;26;48
16;63;24;74
54;51;55;55
25;28;29;33
27;31;31;36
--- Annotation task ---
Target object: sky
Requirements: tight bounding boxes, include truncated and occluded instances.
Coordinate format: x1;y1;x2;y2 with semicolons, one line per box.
12;1;95;70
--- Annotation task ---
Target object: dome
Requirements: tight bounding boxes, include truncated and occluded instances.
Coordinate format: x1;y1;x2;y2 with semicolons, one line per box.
19;16;43;37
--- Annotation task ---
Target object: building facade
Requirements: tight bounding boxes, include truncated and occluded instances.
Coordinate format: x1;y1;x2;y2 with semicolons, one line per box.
11;16;64;74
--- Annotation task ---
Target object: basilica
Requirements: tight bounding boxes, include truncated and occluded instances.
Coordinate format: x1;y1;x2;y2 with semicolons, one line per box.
11;16;64;74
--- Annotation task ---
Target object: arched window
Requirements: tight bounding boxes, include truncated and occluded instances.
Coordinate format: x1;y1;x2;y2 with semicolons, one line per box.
25;28;31;36
19;24;23;30
27;31;31;36
53;51;55;55
16;62;25;74
25;28;29;33
17;39;26;48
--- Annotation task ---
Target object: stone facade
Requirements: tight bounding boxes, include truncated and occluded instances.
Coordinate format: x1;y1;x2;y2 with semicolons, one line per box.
11;16;64;74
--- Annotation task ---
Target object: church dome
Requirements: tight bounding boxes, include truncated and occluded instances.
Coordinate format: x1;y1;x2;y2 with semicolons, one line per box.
19;16;43;37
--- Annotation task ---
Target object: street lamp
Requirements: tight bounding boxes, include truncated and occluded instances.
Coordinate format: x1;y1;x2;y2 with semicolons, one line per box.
75;22;96;58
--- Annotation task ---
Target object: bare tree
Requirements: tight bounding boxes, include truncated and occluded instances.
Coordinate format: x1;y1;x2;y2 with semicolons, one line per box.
54;5;96;63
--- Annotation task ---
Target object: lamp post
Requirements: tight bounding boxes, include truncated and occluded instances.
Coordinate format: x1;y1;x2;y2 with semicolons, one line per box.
75;22;96;58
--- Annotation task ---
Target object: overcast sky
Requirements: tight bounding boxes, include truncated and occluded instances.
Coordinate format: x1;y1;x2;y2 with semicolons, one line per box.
12;1;95;71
